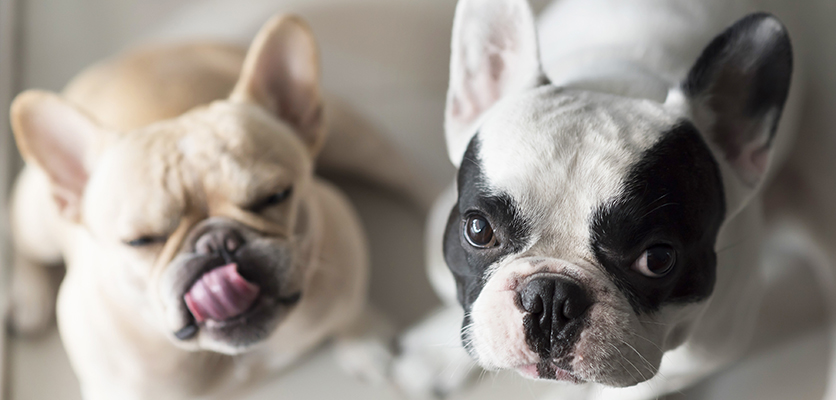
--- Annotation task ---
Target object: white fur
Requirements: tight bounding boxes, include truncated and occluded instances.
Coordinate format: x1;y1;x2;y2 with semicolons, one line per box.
399;0;825;399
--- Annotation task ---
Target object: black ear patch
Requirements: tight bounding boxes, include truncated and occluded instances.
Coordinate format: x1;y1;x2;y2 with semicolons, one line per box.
590;122;726;314
683;13;792;168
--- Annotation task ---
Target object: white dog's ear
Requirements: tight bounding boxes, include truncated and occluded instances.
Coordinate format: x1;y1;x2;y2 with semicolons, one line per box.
445;0;546;166
231;15;325;155
679;13;792;187
11;91;104;221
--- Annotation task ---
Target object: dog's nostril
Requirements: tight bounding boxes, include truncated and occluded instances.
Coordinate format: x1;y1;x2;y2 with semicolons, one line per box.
562;286;592;320
194;229;244;257
519;276;591;323
225;236;241;253
525;294;544;315
521;278;554;315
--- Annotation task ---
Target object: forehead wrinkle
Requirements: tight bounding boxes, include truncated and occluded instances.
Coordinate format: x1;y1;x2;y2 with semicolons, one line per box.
175;102;310;211
479;88;680;258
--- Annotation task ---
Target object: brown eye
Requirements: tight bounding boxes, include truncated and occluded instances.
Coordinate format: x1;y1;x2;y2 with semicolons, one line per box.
464;215;496;248
633;245;676;278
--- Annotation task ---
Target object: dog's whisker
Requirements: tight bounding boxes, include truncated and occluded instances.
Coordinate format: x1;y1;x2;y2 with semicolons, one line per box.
627;331;664;353
619;338;660;378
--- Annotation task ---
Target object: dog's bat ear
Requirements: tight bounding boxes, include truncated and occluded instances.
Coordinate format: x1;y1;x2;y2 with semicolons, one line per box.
445;0;547;167
677;13;792;188
231;14;325;155
10;91;103;221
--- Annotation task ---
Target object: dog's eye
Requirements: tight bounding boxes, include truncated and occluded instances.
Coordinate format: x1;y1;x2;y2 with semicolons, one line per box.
464;214;497;248
125;236;166;247
252;187;293;211
633;245;676;278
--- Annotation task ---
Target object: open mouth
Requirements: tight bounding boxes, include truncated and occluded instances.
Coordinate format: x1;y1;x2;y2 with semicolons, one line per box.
517;362;582;383
184;263;261;323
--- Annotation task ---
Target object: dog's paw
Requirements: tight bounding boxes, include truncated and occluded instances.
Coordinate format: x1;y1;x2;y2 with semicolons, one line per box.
391;306;479;399
333;306;397;385
392;345;476;399
7;260;55;335
334;336;394;385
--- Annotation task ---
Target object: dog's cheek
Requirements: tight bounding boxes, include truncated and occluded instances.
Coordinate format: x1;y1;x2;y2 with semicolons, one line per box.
572;299;665;386
469;275;538;370
93;246;157;298
237;238;303;293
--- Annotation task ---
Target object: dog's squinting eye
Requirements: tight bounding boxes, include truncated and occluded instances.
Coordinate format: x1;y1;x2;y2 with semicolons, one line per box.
633;245;676;278
464;215;497;248
125;236;166;247
252;187;293;211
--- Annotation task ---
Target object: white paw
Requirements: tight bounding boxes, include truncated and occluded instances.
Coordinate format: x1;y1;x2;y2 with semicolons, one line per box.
392;345;477;399
334;336;394;385
7;261;55;335
392;306;479;398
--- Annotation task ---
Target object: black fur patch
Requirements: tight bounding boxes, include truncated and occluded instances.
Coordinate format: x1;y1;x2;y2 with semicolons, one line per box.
444;135;533;347
590;122;726;314
683;12;792;152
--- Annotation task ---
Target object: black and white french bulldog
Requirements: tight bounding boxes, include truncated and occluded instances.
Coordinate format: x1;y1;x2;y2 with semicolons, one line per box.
393;0;829;399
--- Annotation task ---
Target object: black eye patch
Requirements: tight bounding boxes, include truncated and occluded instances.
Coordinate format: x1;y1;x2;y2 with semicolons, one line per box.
589;121;726;314
443;135;532;312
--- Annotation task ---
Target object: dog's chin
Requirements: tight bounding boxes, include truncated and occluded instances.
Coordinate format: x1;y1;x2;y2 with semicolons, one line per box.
173;293;302;355
201;293;301;353
516;362;584;384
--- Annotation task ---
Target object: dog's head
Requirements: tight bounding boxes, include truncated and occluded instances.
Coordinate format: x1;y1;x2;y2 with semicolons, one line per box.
443;0;791;386
11;15;326;354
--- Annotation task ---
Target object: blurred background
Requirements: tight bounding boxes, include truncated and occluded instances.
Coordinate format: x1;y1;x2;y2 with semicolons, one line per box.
1;0;836;399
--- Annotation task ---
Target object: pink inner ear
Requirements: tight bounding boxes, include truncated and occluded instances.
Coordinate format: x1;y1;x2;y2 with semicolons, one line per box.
232;16;323;151
730;144;770;187
12;92;99;220
38;135;88;196
751;146;770;175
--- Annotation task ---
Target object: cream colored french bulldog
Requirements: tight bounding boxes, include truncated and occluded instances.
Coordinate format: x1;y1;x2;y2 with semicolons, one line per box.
7;14;393;400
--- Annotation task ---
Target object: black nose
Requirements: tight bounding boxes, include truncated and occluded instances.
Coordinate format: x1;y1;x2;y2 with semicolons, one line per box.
194;228;244;262
519;276;592;353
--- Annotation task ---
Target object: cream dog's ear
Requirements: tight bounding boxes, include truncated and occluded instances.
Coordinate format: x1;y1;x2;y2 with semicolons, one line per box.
11;91;103;221
231;15;325;155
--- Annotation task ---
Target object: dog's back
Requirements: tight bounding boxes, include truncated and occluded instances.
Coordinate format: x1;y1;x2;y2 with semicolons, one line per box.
62;43;244;131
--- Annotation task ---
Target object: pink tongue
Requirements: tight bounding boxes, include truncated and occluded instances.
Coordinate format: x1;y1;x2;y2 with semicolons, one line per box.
184;263;260;323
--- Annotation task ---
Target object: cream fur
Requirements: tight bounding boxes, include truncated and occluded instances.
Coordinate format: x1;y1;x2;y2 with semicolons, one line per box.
8;14;390;400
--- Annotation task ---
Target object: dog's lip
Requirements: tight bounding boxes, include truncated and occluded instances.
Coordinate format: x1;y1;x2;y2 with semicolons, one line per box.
516;363;583;383
201;292;301;329
173;291;302;340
